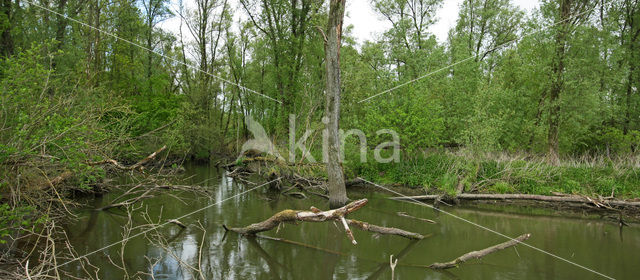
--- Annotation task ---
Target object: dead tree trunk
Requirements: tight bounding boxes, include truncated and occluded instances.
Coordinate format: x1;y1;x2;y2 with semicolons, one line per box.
224;199;425;242
428;233;531;269
324;0;348;208
390;193;640;208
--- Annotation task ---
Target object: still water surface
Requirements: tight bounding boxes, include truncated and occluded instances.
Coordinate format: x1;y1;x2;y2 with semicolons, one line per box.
65;164;640;279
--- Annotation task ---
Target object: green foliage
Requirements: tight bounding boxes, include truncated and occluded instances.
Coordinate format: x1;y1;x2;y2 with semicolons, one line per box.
2;0;640;241
0;203;44;244
350;151;640;198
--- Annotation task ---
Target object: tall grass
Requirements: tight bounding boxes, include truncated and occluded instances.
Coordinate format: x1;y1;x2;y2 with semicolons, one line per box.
347;147;640;198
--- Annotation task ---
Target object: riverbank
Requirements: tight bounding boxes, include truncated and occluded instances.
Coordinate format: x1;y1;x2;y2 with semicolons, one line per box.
45;172;640;279
348;150;640;199
227;150;640;221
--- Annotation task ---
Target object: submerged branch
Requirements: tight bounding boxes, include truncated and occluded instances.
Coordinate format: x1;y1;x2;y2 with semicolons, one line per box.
428;233;531;269
346;219;425;240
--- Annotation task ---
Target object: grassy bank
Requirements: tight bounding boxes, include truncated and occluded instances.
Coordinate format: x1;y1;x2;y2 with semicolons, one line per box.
347;150;640;199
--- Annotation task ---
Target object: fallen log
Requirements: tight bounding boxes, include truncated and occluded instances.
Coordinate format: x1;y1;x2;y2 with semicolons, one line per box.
224;199;425;242
428;233;531;269
391;193;640;208
224;199;367;237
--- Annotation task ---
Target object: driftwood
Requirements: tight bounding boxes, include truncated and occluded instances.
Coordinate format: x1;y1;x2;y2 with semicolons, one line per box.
89;145;167;171
391;193;640;208
224;199;367;236
224;199;425;243
428;233;531;269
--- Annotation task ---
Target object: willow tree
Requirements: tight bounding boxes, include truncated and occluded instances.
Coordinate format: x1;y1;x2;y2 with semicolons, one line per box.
325;0;348;208
546;0;593;163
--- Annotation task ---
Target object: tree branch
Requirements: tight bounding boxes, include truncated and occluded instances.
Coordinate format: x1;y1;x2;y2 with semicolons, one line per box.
428;233;531;269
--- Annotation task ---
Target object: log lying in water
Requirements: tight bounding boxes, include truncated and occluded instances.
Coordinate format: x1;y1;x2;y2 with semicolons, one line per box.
223;199;425;242
428;233;531;269
391;193;640;208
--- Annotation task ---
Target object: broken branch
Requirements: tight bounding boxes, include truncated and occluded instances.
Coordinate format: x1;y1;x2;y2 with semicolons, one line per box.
224;199;425;241
223;199;368;235
397;212;436;224
346;219;425;240
428;233;531;269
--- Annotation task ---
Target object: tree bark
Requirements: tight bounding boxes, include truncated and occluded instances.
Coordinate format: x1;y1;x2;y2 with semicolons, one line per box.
428;233;531;269
391;193;640;207
0;0;14;58
346;219;425;240
324;0;348;208
224;199;425;240
547;0;571;165
224;199;368;235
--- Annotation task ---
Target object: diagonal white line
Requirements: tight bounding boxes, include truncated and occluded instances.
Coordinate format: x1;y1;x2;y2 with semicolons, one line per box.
43;178;279;275
24;0;281;104
357;177;616;280
358;5;596;103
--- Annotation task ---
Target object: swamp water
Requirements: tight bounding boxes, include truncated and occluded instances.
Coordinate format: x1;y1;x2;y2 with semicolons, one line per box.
64;164;640;279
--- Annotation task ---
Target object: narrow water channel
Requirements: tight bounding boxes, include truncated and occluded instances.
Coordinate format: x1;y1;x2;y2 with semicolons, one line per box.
64;164;640;279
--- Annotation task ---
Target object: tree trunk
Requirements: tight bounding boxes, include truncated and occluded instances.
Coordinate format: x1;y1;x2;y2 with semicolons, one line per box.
324;0;349;208
390;193;640;208
0;0;14;58
52;0;68;70
548;0;570;165
224;199;425;240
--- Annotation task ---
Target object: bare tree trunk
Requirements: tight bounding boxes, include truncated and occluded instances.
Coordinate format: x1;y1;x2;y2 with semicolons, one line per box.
324;0;348;208
224;199;425;240
224;199;367;235
391;193;640;207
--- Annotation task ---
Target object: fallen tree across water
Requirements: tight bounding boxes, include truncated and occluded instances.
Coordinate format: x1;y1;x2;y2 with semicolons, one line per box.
223;199;425;243
390;193;640;208
428;233;531;269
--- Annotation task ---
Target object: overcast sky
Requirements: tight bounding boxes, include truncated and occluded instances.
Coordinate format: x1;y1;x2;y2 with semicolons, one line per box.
344;0;541;43
161;0;541;45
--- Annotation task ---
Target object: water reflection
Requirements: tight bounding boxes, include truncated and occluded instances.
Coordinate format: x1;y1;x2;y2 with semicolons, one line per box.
64;165;640;279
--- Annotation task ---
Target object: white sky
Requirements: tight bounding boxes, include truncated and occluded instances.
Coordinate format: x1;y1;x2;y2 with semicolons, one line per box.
161;0;541;45
344;0;541;44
